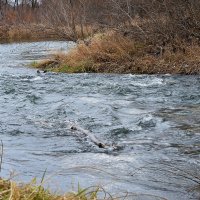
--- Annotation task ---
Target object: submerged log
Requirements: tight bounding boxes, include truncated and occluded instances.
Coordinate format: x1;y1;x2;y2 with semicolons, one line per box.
70;125;106;148
68;121;123;151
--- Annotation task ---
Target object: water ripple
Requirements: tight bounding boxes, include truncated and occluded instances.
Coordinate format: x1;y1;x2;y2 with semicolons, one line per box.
0;42;199;200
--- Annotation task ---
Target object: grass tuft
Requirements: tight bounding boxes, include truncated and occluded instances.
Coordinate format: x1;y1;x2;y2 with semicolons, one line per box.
0;178;106;200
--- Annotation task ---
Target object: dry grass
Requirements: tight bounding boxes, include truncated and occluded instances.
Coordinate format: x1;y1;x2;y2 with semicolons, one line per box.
0;22;97;43
0;24;73;43
134;43;200;74
35;31;145;73
0;178;105;200
0;178;174;200
35;31;200;74
7;26;32;41
67;31;141;64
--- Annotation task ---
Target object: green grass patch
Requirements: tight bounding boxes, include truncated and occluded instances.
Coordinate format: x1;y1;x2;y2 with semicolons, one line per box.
30;61;39;68
53;64;97;73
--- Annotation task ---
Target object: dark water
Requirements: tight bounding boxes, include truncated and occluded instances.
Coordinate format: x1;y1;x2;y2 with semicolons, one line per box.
0;42;200;200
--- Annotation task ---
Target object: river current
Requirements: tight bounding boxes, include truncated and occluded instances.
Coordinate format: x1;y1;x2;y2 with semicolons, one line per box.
0;41;200;200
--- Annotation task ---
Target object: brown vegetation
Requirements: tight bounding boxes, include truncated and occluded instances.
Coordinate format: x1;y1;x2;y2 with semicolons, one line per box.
0;178;104;200
0;24;65;42
1;0;200;74
35;31;200;74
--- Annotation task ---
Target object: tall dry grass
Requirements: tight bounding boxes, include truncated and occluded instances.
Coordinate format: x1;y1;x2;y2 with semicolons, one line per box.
134;42;200;74
35;31;200;74
0;24;69;42
43;31;145;73
0;178;107;200
0;23;96;43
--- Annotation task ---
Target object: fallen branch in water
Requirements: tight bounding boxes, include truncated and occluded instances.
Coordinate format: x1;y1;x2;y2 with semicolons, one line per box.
70;125;106;148
70;124;120;151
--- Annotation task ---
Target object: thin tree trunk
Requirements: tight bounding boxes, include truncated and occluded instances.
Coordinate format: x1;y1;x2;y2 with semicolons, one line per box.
69;0;77;41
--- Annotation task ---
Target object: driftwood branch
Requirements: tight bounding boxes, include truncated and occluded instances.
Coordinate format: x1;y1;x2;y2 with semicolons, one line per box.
71;125;106;148
68;120;122;151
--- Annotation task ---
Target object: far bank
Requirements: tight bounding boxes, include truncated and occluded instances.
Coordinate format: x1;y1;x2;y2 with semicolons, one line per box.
33;31;200;75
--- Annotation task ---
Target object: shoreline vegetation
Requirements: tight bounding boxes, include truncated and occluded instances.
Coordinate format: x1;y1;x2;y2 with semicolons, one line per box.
0;1;200;74
33;31;200;74
0;24;95;43
2;178;198;200
0;178;108;200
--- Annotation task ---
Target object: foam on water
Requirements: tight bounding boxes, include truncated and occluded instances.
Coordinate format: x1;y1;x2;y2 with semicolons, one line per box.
31;76;43;81
131;77;164;87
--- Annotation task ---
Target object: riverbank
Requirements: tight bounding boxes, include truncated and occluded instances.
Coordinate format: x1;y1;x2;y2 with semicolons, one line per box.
0;178;103;200
33;31;200;75
0;23;97;43
0;24;72;43
1;1;200;74
1;25;199;74
1;177;198;200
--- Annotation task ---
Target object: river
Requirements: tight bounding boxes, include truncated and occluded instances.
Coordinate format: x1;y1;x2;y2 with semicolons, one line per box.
0;41;199;200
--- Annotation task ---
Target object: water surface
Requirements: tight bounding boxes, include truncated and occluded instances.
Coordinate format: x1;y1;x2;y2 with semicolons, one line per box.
0;41;199;200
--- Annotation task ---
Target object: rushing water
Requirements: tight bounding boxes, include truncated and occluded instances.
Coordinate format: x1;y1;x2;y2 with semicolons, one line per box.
0;41;200;200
